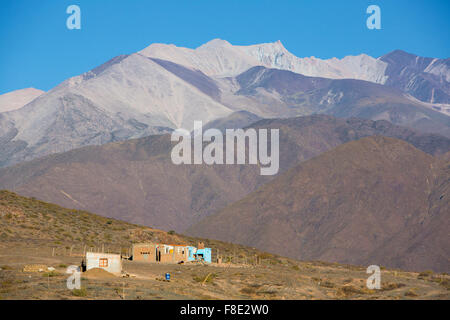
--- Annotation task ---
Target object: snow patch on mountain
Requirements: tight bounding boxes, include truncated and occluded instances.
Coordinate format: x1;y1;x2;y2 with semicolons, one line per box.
425;58;450;82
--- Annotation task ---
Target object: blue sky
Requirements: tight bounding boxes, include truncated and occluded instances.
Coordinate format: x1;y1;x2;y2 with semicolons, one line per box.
0;0;449;94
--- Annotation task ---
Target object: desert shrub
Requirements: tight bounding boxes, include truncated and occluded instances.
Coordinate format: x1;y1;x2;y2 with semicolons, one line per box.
240;286;257;295
382;282;406;291
418;270;433;279
193;273;217;284
0;265;13;270
260;289;277;295
320;280;336;288
257;253;273;259
404;288;418;297
343;278;352;284
426;276;450;289
266;259;281;265
42;271;60;277
336;285;365;296
72;287;87;297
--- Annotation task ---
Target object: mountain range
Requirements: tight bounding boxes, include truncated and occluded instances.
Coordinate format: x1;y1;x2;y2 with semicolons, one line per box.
187;136;450;272
1;39;449;272
0;40;449;168
0;114;448;233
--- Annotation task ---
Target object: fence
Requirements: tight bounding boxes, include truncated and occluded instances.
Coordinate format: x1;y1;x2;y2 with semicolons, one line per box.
50;244;131;258
50;244;274;267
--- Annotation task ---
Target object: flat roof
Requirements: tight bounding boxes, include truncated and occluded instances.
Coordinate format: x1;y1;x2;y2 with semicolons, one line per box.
86;252;121;258
132;243;190;247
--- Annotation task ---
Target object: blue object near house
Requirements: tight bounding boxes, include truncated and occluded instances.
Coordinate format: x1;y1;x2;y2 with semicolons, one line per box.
165;273;170;281
187;246;212;263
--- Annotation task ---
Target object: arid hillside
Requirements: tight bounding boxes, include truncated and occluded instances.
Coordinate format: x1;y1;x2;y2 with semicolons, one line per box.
0;190;269;259
188;137;450;272
0;191;448;300
0;115;448;232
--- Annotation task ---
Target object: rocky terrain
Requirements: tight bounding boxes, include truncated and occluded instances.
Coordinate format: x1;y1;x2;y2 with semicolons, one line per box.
0;191;448;300
0;115;448;232
1;40;449;168
188;137;450;272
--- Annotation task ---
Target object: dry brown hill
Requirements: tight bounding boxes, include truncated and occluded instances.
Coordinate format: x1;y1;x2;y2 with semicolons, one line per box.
0;115;448;232
187;137;450;272
0;190;277;262
1;190;449;300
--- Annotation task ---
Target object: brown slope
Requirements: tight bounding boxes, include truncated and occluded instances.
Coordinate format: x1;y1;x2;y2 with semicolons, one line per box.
383;151;450;272
187;136;449;272
0;115;448;233
0;190;289;267
0;134;261;232
4;190;448;300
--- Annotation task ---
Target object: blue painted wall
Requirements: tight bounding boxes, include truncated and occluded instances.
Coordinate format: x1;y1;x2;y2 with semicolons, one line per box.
187;246;211;263
196;248;211;263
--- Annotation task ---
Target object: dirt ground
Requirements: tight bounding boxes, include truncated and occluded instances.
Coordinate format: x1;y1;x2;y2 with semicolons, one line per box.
0;240;448;300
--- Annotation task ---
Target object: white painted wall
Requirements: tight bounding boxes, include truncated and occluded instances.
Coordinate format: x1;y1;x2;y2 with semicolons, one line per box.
85;252;122;275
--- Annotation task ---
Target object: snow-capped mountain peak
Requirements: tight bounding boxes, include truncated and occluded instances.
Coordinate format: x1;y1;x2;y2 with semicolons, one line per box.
1;39;448;169
198;38;233;49
139;39;389;83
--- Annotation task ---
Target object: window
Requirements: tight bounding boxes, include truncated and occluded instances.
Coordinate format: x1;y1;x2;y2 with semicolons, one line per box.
99;258;108;267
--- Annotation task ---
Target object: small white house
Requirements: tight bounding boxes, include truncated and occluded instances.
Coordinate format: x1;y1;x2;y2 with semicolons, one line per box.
85;252;122;275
